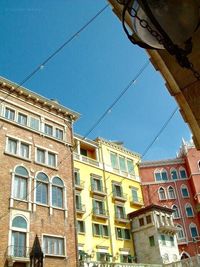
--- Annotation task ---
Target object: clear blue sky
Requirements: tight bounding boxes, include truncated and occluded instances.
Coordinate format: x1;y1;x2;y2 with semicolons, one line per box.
0;0;191;160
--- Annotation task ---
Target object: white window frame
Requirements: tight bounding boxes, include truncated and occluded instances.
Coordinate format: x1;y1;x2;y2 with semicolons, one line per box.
172;205;180;219
189;223;199;239
4;106;16;121
179;167;187;179
181;184;190;198
170;168;178;180
154;169;168;181
176;224;185;241
167;186;176;199
185;203;194;218
5;136;31;160
158;187;166;200
42;234;66;257
35;146;58;168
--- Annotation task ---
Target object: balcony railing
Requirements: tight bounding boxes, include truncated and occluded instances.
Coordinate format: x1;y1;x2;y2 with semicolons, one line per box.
79;261;162;267
73;153;100;167
76;204;86;214
75;180;85;190
91;184;107;196
130;197;144;206
93;208;108;219
7;245;30;259
113;192;127;202
115;213;129;223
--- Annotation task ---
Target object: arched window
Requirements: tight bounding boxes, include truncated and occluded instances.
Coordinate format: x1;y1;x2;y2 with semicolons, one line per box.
14;166;29;200
155;169;168;181
158;187;166;200
179;167;187;179
170;168;178;180
181;185;189;198
185;203;194;217
168;186;176;199
11;216;27;257
176;224;185;240
172;205;180;219
52;177;64;208
36;172;49;205
189;223;198;238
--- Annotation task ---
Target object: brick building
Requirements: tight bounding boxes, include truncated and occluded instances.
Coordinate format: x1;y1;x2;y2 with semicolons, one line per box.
139;139;200;258
0;77;79;267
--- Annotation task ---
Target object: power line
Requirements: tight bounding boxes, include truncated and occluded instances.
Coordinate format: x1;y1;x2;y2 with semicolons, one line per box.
141;107;179;158
0;4;109;105
84;59;150;139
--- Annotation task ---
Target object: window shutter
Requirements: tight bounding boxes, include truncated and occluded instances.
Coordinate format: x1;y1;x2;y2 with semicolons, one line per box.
123;206;126;219
76;172;80;185
100;224;103;236
112;183;116;195
122;228;125;239
100;179;103;191
92;223;95;236
90;176;94;191
92;199;96;213
96;252;100;261
120;255;124;263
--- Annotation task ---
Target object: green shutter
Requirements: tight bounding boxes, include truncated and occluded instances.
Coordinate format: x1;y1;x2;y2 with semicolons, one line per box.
96;252;100;261
112;183;116;195
92;223;95;236
120;255;124;263
75;171;80;185
114;205;117;218
92;199;96;213
100;179;103;191
123;206;126;219
122;228;125;239
90;176;94;190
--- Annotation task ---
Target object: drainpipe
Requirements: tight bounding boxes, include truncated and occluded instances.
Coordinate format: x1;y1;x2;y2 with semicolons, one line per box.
100;144;114;260
69;119;79;267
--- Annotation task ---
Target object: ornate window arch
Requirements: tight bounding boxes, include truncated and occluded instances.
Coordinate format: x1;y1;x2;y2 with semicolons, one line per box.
154;169;168;181
168;186;176;199
172;205;180;219
36;172;49;205
179;167;187;179
185;203;194;217
11;215;28;257
158;187;166;200
170;168;178;180
52;177;64;208
181;184;189;198
176;224;185;240
13;166;29;200
189;223;198;238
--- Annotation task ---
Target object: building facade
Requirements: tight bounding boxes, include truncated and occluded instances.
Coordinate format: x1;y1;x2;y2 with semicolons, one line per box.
129;205;180;265
0;77;79;267
139;140;200;258
73;135;143;264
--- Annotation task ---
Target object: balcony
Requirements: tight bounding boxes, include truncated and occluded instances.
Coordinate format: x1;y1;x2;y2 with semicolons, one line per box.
93;208;108;219
75;180;85;191
91;184;107;197
158;224;178;235
76;204;86;215
130;197;144;207
115;213;129;224
73;152;100;167
7;246;30;262
113;192;127;202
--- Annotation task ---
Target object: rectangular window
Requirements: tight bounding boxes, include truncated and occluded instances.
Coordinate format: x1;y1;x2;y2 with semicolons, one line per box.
139;217;144;226
93;224;101;236
56;128;63;140
43;236;64;256
127;159;135;175
14;176;27;200
48;152;56;167
170;236;174;246
102;225;109;237
94;200;105;215
115;206;125;219
119;156;126;172
44;124;53;136
5;107;15;120
20;143;29;158
149;236;155;247
146;215;152;224
92;178;102;192
77;221;85;233
124;229;131;240
80;148;87;156
113;184;123;197
110;152;118;169
7;138;17;154
161;234;166;245
18;113;27;126
36;182;48;204
37;149;45;164
6;137;30;159
75;171;80;185
132;188;139;202
30;117;40;130
116;228;123;239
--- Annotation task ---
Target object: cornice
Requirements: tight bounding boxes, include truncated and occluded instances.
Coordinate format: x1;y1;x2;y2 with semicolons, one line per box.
140;158;185;168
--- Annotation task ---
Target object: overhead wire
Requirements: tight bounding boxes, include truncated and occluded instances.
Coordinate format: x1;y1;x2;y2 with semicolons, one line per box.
0;3;109;105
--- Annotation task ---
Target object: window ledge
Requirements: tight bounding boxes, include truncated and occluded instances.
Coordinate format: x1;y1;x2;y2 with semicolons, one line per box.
52;206;64;211
4;152;31;162
44;254;66;258
12;197;28;203
35;202;49;208
34;161;58;170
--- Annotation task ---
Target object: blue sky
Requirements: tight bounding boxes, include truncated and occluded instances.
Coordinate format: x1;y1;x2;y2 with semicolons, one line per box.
0;1;191;160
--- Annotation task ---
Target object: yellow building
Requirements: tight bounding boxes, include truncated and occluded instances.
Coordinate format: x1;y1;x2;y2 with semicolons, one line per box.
73;134;143;263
